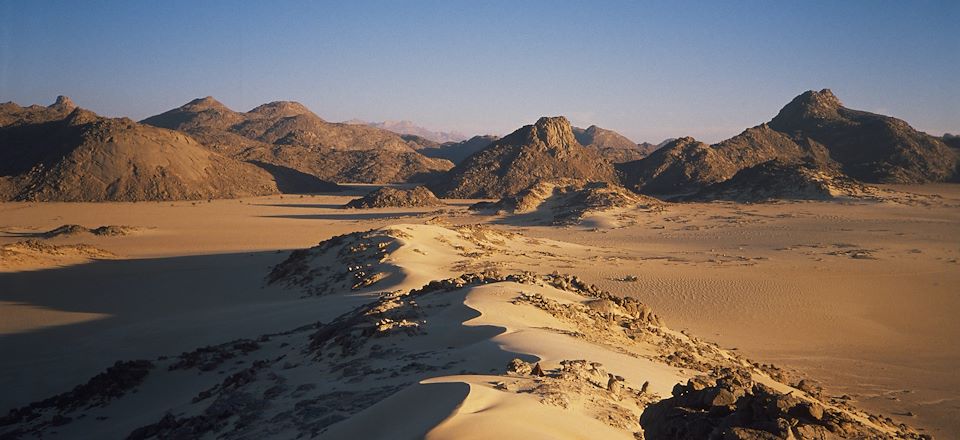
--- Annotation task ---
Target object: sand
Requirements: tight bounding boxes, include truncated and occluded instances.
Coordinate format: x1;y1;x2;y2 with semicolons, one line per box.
0;184;957;437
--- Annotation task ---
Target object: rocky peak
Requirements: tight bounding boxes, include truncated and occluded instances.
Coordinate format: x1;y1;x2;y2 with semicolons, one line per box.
532;116;578;150
771;89;843;126
49;95;77;111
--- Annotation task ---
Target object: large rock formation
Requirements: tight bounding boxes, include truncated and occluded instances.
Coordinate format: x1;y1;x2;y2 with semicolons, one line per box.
573;125;650;163
433;116;618;198
620;89;958;195
142;98;453;183
0;97;312;202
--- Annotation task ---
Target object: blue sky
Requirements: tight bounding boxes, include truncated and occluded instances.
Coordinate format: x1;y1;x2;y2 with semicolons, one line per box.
1;0;957;142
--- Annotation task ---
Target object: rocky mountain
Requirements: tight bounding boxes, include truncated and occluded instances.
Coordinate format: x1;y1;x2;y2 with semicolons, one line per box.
573;125;648;163
432;117;618;199
415;135;499;164
0;97;334;202
620;89;956;195
768;89;957;183
143;98;452;183
351;119;467;143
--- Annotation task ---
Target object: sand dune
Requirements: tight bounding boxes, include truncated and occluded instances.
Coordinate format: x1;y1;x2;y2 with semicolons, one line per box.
0;186;957;437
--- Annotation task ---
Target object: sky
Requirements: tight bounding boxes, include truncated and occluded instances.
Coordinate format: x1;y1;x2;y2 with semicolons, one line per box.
1;0;957;143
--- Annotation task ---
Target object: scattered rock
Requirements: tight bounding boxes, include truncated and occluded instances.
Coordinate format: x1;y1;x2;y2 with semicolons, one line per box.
344;186;444;209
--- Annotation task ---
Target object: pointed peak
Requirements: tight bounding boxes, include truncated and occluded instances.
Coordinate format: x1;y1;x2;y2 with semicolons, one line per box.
794;89;842;110
771;89;844;126
49;95;77;111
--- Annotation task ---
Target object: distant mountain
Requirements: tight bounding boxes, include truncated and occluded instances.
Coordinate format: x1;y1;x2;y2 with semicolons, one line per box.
143;98;452;183
345;119;466;143
373;120;466;143
573;125;652;163
416;135;499;165
0;97;324;202
620;89;958;195
432;116;618;198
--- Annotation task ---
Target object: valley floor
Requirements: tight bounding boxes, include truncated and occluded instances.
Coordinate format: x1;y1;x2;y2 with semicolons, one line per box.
1;184;958;437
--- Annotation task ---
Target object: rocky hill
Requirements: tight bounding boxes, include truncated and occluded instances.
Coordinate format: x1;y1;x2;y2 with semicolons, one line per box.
344;186;444;209
619;89;953;196
415;135;499;164
432;117;618;198
0;97;319;201
143;98;452;183
573;125;648;163
768;89;957;183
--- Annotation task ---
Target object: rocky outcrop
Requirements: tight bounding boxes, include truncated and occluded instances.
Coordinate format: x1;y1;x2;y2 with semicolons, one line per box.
433;117;618;198
640;369;919;439
0;98;306;201
344;186;444;209
142;98;452;183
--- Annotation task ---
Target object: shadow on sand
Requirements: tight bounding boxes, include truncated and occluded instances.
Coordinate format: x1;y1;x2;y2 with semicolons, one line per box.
0;250;361;413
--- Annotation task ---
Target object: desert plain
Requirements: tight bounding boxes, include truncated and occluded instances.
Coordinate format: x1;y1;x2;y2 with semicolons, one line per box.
1;183;957;438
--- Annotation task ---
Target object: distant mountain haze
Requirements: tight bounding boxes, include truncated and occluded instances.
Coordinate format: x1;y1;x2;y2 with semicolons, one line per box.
345;119;467;144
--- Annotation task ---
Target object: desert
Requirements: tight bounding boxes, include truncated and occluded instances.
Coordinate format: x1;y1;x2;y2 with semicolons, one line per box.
2;2;959;439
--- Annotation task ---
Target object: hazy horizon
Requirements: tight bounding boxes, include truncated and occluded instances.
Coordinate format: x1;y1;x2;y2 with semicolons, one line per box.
2;0;957;143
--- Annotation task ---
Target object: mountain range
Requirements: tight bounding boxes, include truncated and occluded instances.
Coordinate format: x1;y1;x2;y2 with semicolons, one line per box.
0;97;336;202
2;90;955;202
142;98;453;184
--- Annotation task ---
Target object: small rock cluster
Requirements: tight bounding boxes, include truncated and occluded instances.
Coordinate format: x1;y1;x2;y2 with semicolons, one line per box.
343;186;444;209
640;369;925;440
